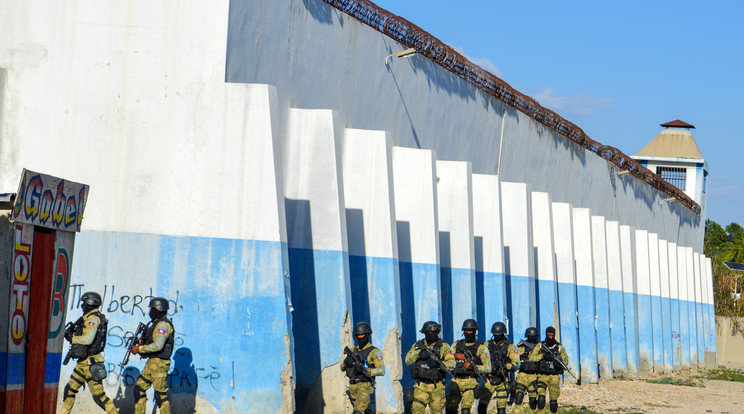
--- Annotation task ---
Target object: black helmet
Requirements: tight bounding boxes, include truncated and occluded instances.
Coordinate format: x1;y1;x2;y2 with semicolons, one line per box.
81;291;102;307
525;327;538;337
148;297;169;312
420;321;442;333
462;319;479;331
491;322;507;335
353;322;372;336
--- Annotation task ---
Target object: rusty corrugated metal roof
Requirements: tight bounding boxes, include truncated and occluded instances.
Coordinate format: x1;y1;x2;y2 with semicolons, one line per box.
660;119;695;129
320;0;700;214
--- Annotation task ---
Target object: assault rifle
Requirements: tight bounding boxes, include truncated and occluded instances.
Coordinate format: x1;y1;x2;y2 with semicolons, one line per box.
118;322;146;376
415;344;449;374
62;319;81;365
343;346;373;381
518;340;577;379
540;343;577;379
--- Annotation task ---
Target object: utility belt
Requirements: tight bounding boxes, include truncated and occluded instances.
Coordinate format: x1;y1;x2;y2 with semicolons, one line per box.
417;378;444;385
349;377;374;385
455;373;477;379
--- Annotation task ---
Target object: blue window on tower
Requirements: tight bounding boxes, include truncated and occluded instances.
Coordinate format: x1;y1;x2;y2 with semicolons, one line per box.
656;166;686;191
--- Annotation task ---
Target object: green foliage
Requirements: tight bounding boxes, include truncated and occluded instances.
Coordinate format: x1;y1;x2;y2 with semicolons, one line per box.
646;376;704;387
695;368;744;383
705;219;744;324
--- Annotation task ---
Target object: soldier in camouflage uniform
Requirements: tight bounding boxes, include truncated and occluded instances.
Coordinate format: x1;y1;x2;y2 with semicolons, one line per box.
445;319;491;414
513;327;540;414
61;291;118;414
530;326;569;414
131;297;175;414
340;322;385;414
405;321;455;414
477;322;519;414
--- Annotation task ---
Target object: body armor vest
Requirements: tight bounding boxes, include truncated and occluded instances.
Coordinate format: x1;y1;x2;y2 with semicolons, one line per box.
538;342;564;375
71;311;108;358
518;343;538;374
453;340;484;377
345;345;376;383
410;339;446;383
140;317;175;359
486;339;512;384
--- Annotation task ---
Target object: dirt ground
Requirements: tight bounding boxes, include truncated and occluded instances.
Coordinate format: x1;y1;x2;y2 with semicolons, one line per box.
556;368;744;414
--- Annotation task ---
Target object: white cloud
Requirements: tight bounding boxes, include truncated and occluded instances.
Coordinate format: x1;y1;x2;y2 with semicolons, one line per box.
452;46;503;78
533;87;613;119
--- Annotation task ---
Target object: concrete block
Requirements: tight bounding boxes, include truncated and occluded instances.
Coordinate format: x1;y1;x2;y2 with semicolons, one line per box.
436;160;475;343
472;174;506;337
501;181;535;342
552;202;580;381
573;208;598;383
532;192;557;334
591;215;613;380
606;221;627;377
620;225;640;376
341;128;402;412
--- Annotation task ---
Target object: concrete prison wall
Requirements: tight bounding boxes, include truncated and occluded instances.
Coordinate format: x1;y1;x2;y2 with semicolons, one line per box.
0;0;717;412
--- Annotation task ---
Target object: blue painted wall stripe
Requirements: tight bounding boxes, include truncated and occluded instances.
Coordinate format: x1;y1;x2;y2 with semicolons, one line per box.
577;284;598;382
608;289;627;376
661;296;673;372
678;298;691;369
45;352;62;385
670;298;681;369
506;274;534;344
637;293;654;372
537;279;557;334
688;299;699;366
595;286;612;379
651;295;664;371
557;282;580;378
623;291;639;376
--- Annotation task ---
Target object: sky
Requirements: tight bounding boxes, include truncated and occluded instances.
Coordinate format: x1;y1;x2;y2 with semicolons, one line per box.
371;0;743;227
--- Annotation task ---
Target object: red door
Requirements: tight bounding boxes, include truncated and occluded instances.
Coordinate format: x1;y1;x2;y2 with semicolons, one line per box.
24;227;55;413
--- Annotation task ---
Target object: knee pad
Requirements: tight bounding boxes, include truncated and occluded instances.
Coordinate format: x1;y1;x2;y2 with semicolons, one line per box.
460;409;471;414
514;391;524;405
550;399;558;413
497;408;506;414
154;390;169;406
528;397;537;410
63;383;78;400
134;384;147;402
537;395;546;409
536;380;547;391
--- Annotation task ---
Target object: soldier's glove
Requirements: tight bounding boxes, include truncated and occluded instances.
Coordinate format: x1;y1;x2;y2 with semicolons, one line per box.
505;363;513;370
463;361;473;370
344;356;356;367
542;351;553;361
64;329;74;342
131;346;140;355
418;349;430;360
454;353;467;361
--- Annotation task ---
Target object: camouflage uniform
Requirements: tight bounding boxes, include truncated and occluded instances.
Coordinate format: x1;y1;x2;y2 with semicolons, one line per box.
61;308;118;414
530;341;569;414
479;337;519;413
340;342;385;412
446;339;491;413
405;339;455;414
133;316;175;414
513;342;540;414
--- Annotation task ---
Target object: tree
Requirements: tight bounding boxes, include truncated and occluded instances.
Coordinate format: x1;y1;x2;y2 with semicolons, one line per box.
705;219;744;334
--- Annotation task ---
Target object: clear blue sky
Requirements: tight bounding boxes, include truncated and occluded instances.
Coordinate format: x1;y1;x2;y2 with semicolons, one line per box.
372;0;743;227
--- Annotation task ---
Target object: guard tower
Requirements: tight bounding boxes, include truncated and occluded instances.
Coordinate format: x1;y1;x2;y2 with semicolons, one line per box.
632;119;708;215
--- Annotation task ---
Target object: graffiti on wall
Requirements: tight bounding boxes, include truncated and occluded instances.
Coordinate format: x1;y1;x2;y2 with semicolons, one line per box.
9;223;33;348
67;284;182;317
12;168;89;232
